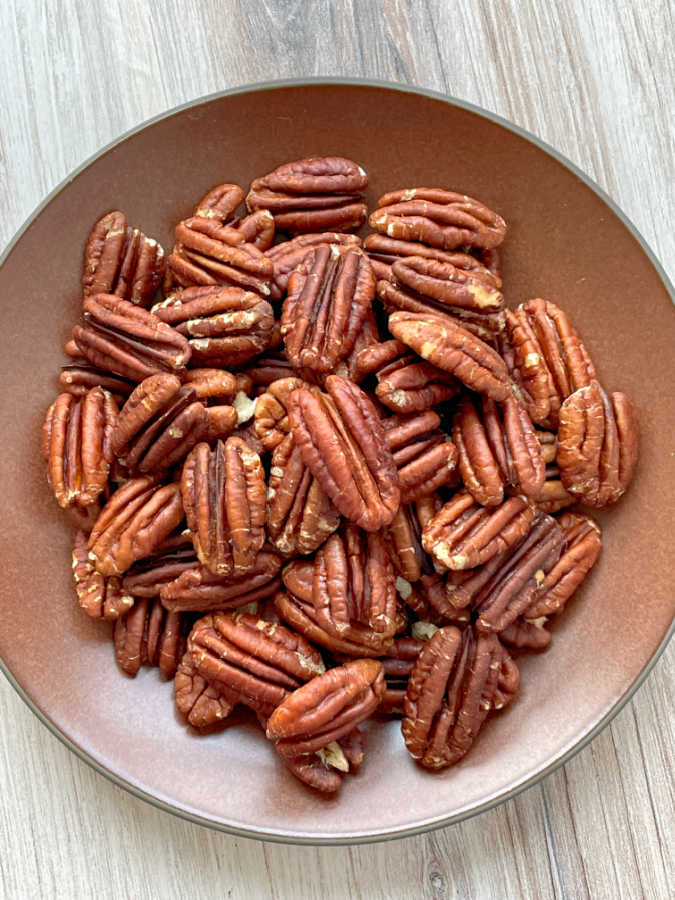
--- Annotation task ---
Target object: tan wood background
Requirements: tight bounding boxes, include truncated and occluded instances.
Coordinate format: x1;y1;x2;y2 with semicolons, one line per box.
0;1;672;897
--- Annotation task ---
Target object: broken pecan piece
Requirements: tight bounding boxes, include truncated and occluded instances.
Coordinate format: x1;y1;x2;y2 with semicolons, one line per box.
270;725;364;794
557;381;638;507
42;388;117;509
499;617;552;652
160;551;282;612
174;652;236;728
382;410;458;502
288;375;400;530
266;659;385;756
422;490;535;571
152;286;275;367
113;596;185;678
388;310;511;400
253;377;307;452
181;438;266;576
72;529;134;619
247;156;368;235
72;294;191;381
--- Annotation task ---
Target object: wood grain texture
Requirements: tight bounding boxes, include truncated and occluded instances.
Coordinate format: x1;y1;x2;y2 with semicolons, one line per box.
0;1;672;897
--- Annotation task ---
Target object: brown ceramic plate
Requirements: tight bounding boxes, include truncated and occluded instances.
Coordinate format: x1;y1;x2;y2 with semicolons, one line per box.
0;79;673;844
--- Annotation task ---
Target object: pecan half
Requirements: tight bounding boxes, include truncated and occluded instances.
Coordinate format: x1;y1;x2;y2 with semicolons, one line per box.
288;375;400;530
557;381;638;507
378;637;424;715
370;188;506;250
193;183;245;224
266;434;340;557
181;438;266;576
266;232;361;299
111;374;207;473
505;299;597;427
499;616;552;652
364;233;502;286
72;529;134;619
254;377;307;452
381;502;435;583
88;477;184;576
72;294;191;381
160;551;282;612
82;210;165;307
152;286;275;367
113;596;185;678
188;611;325;716
269;725;364;793
453;394;545;507
174;652;236;728
402;625;509;769
247;156;368;235
367;342;460;413
526;512;602;618
59;364;135;402
202;405;238;442
121;533;197;597
392;256;503;312
266;659;384;756
42;388;117;509
382;411;458;502
388;310;511;400
241;352;296;387
422;491;535;571
182;368;238;401
234;210;276;251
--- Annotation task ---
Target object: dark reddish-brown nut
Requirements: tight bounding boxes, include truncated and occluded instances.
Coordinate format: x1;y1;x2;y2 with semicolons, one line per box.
491;643;520;711
72;294;191;381
388;310;511;401
364;233;502;286
59;364;135;402
400;576;470;628
266;232;361;299
392;256;504;312
72;529;134;619
266;659;385;756
121;533;197;597
174;652;236;728
422;490;536;571
42;389;117;510
202;405;238;442
188;611;325;716
452;394;545;507
246;156;368;235
82;211;165;307
535;465;575;514
505;298;597;427
381;502;434;583
370;188;506;250
288;375;400;531
378;637;425;715
365;342;460;414
193;183;245;223
557;381;638;507
253;377;307;452
382;411;458;502
181;438;266;577
281;244;375;376
266;434;340;557
234;210;276;251
270;725;364;794
113;596;184;678
402;625;507;769
526;512;602;618
111;374;207;474
241;352;296;387
161;551;282;612
88;477;184;576
182;368;238;401
334;307;380;382
152;286;275;367
168;216;274;296
499;617;552;652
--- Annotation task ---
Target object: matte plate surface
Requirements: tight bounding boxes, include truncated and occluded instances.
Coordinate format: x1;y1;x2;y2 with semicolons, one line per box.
0;80;673;844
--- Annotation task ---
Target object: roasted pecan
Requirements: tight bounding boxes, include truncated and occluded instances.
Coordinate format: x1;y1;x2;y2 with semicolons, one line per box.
422;490;535;571
288;375;400;531
88;477;184;576
174;652;236;728
182;368;238;401
364;233;502;286
266;659;384;756
526;512;602;618
72;294;191;381
392;256;503;312
266;232;361;299
247;156;368;235
535;465;575;514
161;551;282;612
202;405;238;442
378;637;424;715
188;611;325;716
388;311;511;401
399;575;470;627
59;364;134;402
382;411;458;502
42;388;117;509
82;210;165;307
113;596;185;678
280;243;375;376
266;434;340;557
381;502;435;582
111;374;207;473
361;341;459;413
402;625;508;769
557;381;638;507
334;307;380;382
499;616;552;652
234;210;276;251
72;529;134;619
505;299;597;427
254;377;307;452
452;394;545;507
193;183;245;224
181;438;266;576
241;352;296;387
121;533;197;597
168;217;273;296
152;286;275;367
269;725;364;793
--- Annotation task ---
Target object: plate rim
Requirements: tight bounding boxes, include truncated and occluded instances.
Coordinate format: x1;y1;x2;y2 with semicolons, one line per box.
1;75;673;846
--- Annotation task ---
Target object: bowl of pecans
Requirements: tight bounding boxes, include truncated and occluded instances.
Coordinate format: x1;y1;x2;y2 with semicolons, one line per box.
0;80;673;843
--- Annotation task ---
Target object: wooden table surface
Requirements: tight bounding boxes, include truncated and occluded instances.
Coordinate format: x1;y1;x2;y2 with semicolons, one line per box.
0;2;672;897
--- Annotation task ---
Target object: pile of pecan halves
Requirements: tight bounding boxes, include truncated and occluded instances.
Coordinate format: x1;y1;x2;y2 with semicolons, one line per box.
42;156;639;793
